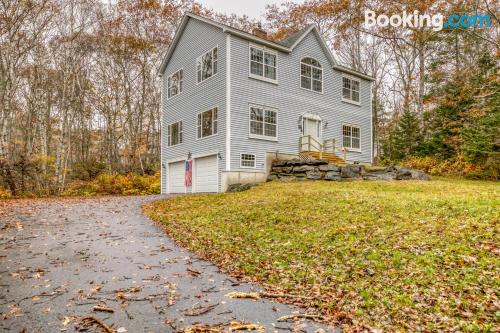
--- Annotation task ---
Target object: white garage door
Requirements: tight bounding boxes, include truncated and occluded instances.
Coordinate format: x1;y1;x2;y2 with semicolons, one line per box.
194;155;218;193
168;161;185;193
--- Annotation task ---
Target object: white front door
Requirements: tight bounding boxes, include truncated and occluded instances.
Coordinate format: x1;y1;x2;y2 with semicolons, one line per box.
194;155;218;193
303;118;321;151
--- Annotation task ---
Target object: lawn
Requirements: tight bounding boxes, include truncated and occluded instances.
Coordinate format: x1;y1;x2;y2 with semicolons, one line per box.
144;178;499;332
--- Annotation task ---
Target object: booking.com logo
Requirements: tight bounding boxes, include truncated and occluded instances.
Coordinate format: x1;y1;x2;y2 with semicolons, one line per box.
365;10;492;31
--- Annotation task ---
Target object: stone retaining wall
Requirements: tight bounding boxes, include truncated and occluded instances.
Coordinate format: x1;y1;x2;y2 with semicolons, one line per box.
267;159;430;182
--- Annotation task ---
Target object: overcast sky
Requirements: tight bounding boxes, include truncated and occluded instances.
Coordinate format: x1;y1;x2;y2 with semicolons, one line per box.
198;0;300;20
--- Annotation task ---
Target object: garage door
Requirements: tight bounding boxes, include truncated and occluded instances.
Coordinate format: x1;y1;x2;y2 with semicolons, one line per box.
168;161;185;193
194;155;218;193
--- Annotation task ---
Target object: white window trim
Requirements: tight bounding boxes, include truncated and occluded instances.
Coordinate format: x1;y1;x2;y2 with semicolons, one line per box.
196;106;218;140
167;68;183;100
240;153;256;169
248;43;278;85
167;120;183;147
196;46;218;85
341;75;361;106
342;123;361;152
248;103;278;142
300;57;323;94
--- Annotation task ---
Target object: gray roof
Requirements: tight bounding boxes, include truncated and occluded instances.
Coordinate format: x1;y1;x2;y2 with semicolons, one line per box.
278;26;313;48
158;13;374;81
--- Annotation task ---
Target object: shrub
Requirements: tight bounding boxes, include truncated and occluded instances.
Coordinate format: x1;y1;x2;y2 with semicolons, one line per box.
62;172;160;196
0;187;12;199
400;155;496;179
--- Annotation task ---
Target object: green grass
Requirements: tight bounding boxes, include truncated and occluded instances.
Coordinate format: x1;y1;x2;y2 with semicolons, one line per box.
144;178;499;332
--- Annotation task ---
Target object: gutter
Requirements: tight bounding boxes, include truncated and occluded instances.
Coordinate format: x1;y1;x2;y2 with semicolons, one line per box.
222;28;290;53
333;65;375;81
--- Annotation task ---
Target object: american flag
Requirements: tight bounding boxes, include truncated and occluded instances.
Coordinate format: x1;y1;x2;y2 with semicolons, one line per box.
184;160;192;187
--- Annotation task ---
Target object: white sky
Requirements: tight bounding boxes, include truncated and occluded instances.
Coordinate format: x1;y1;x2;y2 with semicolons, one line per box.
198;0;301;20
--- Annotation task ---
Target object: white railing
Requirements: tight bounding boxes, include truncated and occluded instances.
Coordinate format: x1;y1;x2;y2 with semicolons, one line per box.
299;135;346;160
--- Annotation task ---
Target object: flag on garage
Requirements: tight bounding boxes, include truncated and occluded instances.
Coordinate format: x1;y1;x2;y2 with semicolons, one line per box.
184;160;192;187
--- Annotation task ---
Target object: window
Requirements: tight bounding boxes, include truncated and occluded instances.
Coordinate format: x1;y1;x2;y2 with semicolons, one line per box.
240;154;256;168
167;121;183;146
249;105;277;140
342;77;360;103
342;124;360;150
301;58;322;92
250;45;277;82
167;69;183;99
197;47;218;83
197;107;218;138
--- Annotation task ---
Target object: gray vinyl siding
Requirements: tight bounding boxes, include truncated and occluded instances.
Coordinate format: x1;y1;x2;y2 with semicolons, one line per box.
229;31;372;171
161;18;226;193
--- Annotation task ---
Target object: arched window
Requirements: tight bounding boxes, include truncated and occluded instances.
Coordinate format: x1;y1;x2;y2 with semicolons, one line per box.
301;57;322;93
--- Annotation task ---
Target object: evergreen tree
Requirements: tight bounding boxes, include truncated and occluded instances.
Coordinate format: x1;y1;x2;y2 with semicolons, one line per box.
390;111;423;161
461;54;500;176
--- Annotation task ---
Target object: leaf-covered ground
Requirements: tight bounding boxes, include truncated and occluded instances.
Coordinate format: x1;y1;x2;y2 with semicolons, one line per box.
144;178;499;332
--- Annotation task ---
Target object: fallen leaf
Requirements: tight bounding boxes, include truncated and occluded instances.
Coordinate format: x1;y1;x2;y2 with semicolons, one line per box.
229;321;264;331
225;292;260;300
183;323;221;332
63;316;73;326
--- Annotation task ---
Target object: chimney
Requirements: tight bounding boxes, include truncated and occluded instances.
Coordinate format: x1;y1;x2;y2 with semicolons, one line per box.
252;22;267;39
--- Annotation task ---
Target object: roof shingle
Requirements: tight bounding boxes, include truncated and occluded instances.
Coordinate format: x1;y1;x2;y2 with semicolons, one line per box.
277;26;313;48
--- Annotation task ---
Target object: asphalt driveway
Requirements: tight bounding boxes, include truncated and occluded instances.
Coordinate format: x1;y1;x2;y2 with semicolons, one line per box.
0;195;334;332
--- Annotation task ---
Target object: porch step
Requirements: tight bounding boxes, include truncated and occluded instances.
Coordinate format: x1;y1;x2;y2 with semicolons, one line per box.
299;151;346;165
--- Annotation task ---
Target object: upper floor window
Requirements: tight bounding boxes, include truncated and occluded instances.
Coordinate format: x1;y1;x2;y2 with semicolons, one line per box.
167;121;183;146
167;69;183;99
249;45;277;82
343;124;360;150
249;105;277;140
342;77;360;103
197;47;218;83
301;58;322;93
197;107;218;138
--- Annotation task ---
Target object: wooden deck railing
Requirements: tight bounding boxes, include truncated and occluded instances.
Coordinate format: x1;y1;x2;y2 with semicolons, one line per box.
299;135;346;160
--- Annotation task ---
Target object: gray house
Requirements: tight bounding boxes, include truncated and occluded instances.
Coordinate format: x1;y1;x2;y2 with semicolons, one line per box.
159;13;374;194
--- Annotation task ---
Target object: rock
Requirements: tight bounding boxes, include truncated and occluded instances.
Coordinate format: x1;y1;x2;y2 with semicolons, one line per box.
362;166;430;181
294;173;307;179
279;173;294;178
293;165;316;173
324;171;341;181
278;175;295;182
273;159;304;167
272;166;293;174
266;174;278;181
319;164;340;172
304;159;328;166
363;171;396;180
271;159;289;167
410;169;431;180
227;183;257;192
306;170;322;180
341;164;365;178
273;158;327;167
395;167;413;180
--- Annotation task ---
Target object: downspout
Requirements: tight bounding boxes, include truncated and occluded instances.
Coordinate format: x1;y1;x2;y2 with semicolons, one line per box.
159;74;164;193
225;33;231;171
